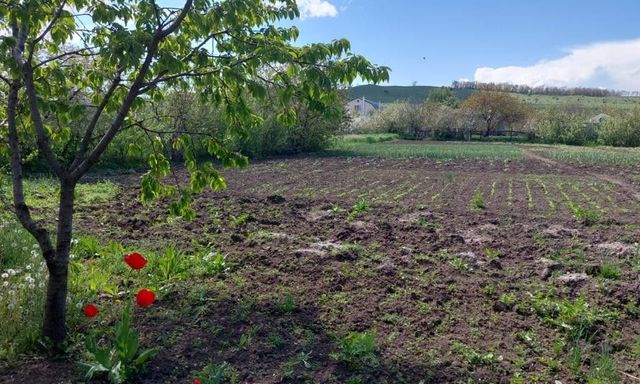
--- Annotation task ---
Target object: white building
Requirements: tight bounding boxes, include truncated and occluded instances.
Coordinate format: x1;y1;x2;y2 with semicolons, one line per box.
345;97;381;117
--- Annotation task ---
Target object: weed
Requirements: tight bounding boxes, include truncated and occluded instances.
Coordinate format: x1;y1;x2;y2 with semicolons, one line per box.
155;246;185;282
348;197;369;220
0;245;46;361
449;257;470;272
230;213;252;228
632;337;640;358
570;204;600;225
202;251;229;276
331;204;345;213
499;293;517;308
451;341;503;366
529;293;617;341
277;294;296;314
531;231;546;247
283;351;313;378
482;284;497;298
269;334;286;350
332;243;365;261
598;264;621;280
587;344;619;384
0;221;38;269
483;248;501;260
193;361;239;384
330;330;378;370
73;235;102;259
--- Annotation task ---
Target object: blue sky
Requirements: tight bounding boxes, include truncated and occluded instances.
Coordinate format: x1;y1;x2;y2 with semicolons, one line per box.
290;0;640;90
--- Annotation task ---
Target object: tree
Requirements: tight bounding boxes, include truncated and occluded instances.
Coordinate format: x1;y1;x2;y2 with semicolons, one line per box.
461;91;528;136
0;0;389;346
426;86;459;108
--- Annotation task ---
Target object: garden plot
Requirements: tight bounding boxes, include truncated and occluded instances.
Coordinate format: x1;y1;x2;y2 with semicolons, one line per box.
3;153;640;384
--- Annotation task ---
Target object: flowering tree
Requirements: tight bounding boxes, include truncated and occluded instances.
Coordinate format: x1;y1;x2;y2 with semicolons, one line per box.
0;0;389;345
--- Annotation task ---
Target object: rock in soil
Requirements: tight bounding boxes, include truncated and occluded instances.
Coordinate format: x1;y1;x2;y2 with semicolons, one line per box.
543;225;580;238
594;242;636;257
555;272;589;286
538;257;562;280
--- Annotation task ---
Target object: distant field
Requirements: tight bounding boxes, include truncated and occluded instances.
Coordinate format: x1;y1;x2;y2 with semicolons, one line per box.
349;85;640;113
512;93;640;111
326;138;523;160
525;144;640;167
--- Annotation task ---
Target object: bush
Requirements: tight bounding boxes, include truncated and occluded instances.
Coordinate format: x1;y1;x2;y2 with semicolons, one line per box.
355;102;427;139
598;109;640;147
536;108;596;145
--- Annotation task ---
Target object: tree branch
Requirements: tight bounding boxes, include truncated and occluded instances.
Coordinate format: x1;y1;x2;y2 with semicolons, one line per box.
70;70;123;170
6;80;55;263
29;0;68;60
34;47;98;69
70;0;194;181
12;19;65;177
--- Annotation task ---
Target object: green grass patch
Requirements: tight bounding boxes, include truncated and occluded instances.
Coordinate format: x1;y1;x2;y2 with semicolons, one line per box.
526;144;640;167
325;141;523;160
337;133;400;143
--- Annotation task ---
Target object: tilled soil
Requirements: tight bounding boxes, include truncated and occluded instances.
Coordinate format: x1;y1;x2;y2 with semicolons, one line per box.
2;155;640;383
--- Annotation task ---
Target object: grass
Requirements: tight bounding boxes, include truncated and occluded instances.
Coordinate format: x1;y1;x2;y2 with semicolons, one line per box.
325;141;523;160
526;144;640;167
338;133;400;143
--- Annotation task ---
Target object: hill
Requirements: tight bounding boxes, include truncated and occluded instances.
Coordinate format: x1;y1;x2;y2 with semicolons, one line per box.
349;85;640;113
348;85;474;104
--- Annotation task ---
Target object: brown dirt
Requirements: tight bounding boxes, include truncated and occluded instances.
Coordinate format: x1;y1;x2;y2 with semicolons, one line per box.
2;154;640;383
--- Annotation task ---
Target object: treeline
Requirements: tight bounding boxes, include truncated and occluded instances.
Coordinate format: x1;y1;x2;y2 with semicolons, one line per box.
351;88;640;147
451;80;640;98
1;87;347;172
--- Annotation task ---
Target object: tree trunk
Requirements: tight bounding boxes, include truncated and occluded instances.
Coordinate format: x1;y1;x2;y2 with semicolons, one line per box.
43;259;68;343
43;180;76;344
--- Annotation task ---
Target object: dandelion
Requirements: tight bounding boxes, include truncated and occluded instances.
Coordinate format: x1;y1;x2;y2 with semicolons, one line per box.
7;269;16;276
25;265;32;271
2;282;8;287
1;273;8;279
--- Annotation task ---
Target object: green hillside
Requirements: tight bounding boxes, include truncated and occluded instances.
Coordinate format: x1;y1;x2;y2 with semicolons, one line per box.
511;93;640;111
349;85;640;113
348;85;474;104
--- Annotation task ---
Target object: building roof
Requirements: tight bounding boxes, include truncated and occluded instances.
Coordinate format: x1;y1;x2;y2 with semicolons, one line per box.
348;98;381;110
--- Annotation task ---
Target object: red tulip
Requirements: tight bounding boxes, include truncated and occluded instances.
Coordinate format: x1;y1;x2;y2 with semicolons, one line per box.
192;380;202;384
83;303;98;318
136;288;156;308
124;252;147;270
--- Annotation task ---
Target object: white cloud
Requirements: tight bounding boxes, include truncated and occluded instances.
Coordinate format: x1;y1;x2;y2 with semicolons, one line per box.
297;0;338;19
474;38;640;91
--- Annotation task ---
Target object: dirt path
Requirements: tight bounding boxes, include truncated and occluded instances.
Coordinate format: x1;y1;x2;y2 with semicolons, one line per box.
522;148;640;201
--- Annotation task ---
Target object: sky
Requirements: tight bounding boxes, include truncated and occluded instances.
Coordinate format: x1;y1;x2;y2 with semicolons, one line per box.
289;0;640;90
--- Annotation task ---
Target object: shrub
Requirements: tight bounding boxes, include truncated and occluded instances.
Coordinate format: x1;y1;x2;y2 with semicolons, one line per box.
356;102;428;139
598;109;640;147
536;108;597;145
